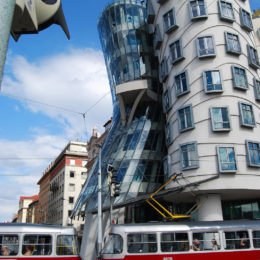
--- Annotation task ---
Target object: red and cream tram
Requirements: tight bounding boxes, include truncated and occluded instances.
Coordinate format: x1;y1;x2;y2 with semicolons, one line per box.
101;220;260;260
0;223;81;259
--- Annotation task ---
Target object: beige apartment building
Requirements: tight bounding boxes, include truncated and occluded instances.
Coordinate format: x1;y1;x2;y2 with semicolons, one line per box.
36;165;51;223
47;141;88;238
17;195;39;223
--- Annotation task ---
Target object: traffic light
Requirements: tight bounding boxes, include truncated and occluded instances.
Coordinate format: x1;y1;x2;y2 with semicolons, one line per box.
107;164;114;186
110;183;120;197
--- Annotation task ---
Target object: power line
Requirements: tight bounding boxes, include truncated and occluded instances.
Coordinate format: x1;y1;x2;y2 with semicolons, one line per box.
0;92;84;116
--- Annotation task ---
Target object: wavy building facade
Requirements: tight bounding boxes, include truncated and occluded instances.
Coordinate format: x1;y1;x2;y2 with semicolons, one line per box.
148;0;260;221
75;1;165;259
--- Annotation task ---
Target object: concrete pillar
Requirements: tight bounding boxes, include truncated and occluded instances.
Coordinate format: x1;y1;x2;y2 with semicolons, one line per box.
196;194;223;221
0;0;16;87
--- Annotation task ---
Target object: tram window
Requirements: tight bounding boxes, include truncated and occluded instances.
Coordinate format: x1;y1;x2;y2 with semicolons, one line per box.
56;235;78;256
0;234;19;256
192;232;220;251
224;231;250;250
127;233;157;253
252;231;260;248
23;235;52;256
161;232;189;252
102;234;123;254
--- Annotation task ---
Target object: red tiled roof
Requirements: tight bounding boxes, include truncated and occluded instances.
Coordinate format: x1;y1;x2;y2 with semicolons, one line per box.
20;194;39;202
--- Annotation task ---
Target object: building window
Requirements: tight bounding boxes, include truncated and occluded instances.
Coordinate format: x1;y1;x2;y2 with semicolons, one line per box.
69;197;74;204
69;171;75;178
69;184;75;191
175;71;189;97
81;172;87;179
165;122;173;147
247;45;260;69
169;38;184;65
157;0;168;5
203;70;222;93
163;155;171;182
217;146;237;173
210;107;231;131
178;104;194;132
153;25;162;50
196;36;216;58
246;141;260;167
240;8;253;32
232;66;248;90
159;57;169;83
163;88;172;113
180;142;199;170
68;210;72;217
225;32;241;55
239;102;255;128
219;1;235;22
82;160;87;167
253;78;260;101
70;159;75;166
189;0;207;20
163;8;178;34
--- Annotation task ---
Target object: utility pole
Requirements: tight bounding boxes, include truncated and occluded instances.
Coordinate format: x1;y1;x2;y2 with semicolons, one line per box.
97;145;102;256
0;0;16;87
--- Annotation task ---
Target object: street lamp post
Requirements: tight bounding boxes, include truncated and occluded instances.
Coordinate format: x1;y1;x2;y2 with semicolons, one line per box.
97;144;103;256
0;0;16;87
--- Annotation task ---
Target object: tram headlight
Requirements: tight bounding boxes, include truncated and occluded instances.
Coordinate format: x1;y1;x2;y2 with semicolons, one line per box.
11;0;70;41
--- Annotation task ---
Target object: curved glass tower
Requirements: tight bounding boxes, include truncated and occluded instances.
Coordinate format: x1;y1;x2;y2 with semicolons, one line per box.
73;0;165;219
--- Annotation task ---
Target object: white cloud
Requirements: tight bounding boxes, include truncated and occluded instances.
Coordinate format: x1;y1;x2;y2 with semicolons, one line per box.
0;48;113;221
3;48;112;140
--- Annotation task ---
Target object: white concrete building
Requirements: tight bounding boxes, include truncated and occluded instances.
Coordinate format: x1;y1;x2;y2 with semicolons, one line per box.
148;0;260;221
48;141;88;237
253;9;260;55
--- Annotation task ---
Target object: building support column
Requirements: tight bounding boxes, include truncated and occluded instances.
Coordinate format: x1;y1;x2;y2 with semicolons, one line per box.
196;194;223;221
0;0;16;87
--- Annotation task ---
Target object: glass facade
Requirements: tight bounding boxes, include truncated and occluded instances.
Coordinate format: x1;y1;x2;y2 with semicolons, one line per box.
73;1;165;215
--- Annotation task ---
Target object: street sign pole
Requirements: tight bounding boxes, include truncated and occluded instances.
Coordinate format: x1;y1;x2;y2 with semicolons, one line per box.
0;0;16;88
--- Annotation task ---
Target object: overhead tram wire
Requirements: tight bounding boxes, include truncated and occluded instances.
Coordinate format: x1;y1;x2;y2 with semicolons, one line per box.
1;90;111;143
0;92;84;116
82;91;110;140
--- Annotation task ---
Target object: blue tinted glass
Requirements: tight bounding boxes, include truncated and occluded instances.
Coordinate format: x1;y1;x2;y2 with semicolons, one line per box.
186;107;192;128
129;131;141;150
206;71;213;86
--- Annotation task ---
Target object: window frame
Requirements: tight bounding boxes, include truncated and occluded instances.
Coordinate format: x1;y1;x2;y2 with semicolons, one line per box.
163;8;178;34
177;104;195;133
225;32;241;55
253;78;260;101
217;146;238;173
175;70;190;97
169;38;184;65
238;101;255;128
231;66;248;90
203;70;223;93
161;232;189;252
240;7;253;32
196;35;216;58
163;88;172;113
165;122;173;147
210;106;231;132
159;57;169;83
180;141;199;171
247;44;260;69
188;0;208;20
218;0;235;22
246;140;260;167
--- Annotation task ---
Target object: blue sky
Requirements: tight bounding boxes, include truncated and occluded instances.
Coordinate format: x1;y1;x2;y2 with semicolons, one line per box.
0;0;259;221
